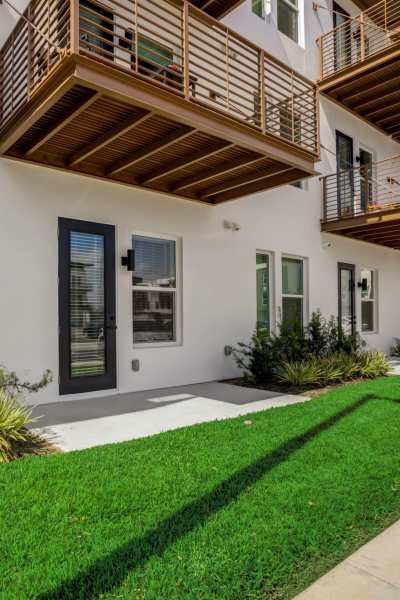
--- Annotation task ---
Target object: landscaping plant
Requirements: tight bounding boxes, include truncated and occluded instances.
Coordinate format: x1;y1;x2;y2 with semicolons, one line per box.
232;311;388;389
0;366;52;463
277;351;390;388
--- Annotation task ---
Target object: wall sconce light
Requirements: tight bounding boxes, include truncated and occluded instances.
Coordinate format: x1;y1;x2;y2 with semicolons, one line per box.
358;278;368;292
121;249;135;271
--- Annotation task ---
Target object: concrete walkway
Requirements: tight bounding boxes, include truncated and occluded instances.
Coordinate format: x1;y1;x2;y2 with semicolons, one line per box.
294;520;400;600
32;382;308;452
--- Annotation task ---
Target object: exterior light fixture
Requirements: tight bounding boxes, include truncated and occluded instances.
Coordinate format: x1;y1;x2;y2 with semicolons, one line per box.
121;249;135;271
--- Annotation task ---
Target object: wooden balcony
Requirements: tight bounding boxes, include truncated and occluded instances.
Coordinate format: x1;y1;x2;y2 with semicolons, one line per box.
321;155;400;249
317;0;400;142
0;0;319;205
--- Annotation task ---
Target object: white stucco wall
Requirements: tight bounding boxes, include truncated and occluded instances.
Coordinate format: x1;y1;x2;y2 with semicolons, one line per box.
1;0;400;405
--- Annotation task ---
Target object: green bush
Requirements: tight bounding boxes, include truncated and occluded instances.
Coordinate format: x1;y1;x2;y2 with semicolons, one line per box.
233;311;364;386
276;351;390;389
0;366;53;463
0;391;50;463
391;342;400;357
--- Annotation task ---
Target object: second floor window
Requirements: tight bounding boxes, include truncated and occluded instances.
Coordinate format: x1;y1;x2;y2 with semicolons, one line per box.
252;0;265;18
277;0;299;43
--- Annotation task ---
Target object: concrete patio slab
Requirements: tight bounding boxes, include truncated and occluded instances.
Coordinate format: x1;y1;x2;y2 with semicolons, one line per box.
32;382;308;451
31;381;283;427
294;520;400;600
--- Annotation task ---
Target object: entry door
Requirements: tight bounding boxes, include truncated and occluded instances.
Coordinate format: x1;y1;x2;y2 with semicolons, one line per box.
338;262;356;336
359;148;373;211
336;131;354;218
333;2;351;71
58;218;116;395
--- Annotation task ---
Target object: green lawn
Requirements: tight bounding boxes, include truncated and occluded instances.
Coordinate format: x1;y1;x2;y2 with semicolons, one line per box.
1;378;400;600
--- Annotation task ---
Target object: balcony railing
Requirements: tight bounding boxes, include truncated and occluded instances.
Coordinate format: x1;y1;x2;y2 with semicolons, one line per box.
318;0;400;80
0;0;319;156
321;155;400;223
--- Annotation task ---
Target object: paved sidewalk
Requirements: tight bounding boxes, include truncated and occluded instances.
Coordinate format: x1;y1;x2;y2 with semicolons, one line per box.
32;382;308;451
294;520;400;600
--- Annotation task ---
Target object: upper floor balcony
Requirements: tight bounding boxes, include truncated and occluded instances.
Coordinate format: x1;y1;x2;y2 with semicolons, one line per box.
317;0;400;142
0;0;319;204
321;155;400;249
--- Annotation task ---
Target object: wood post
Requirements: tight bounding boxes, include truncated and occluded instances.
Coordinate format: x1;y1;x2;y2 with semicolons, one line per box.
70;0;79;55
183;1;190;100
259;49;265;133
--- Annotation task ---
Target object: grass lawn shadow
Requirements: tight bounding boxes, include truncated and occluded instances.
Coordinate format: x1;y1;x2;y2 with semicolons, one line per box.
35;392;398;600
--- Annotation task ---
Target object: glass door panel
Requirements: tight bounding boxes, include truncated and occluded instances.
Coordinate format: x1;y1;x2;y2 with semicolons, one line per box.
59;218;116;395
338;263;355;335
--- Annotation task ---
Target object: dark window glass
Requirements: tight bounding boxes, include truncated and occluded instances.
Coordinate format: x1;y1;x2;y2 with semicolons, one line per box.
132;235;176;288
282;296;303;329
133;291;175;343
277;0;298;43
70;231;105;378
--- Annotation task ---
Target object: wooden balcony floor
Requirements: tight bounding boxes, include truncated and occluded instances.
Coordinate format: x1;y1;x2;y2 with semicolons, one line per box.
0;56;316;204
322;207;400;249
319;46;400;142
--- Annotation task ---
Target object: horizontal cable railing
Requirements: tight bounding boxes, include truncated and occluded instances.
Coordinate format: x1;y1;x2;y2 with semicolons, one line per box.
318;0;400;80
0;0;318;155
322;155;400;222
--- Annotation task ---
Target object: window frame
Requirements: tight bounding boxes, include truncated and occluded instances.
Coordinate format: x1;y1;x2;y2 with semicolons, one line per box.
360;267;378;334
277;0;300;44
256;250;275;334
281;254;308;329
131;231;182;348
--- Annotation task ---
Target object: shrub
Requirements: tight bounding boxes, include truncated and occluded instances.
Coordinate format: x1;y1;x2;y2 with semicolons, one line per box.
0;366;53;463
276;351;390;389
391;341;400;357
0;391;50;463
233;311;364;385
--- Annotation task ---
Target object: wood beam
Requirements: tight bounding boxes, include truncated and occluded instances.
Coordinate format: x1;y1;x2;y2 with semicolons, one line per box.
68;110;153;166
140;141;233;184
201;163;288;197
172;154;265;192
363;100;400;120
24;91;101;158
322;209;400;232
106;126;195;176
341;76;400;109
207;168;306;203
352;88;400;114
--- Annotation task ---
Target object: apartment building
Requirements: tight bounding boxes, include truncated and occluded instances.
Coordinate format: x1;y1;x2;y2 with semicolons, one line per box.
0;0;399;405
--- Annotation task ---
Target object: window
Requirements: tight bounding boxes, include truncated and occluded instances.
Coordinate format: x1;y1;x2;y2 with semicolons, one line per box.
256;253;271;333
252;0;265;18
282;256;305;329
132;234;179;344
360;268;377;333
277;0;299;43
279;103;301;145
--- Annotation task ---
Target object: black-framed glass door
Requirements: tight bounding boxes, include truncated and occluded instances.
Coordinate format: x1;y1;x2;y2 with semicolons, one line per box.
58;218;116;395
338;262;356;336
336;130;354;218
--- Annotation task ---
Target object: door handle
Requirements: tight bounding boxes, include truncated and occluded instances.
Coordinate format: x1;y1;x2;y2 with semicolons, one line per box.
106;324;118;330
